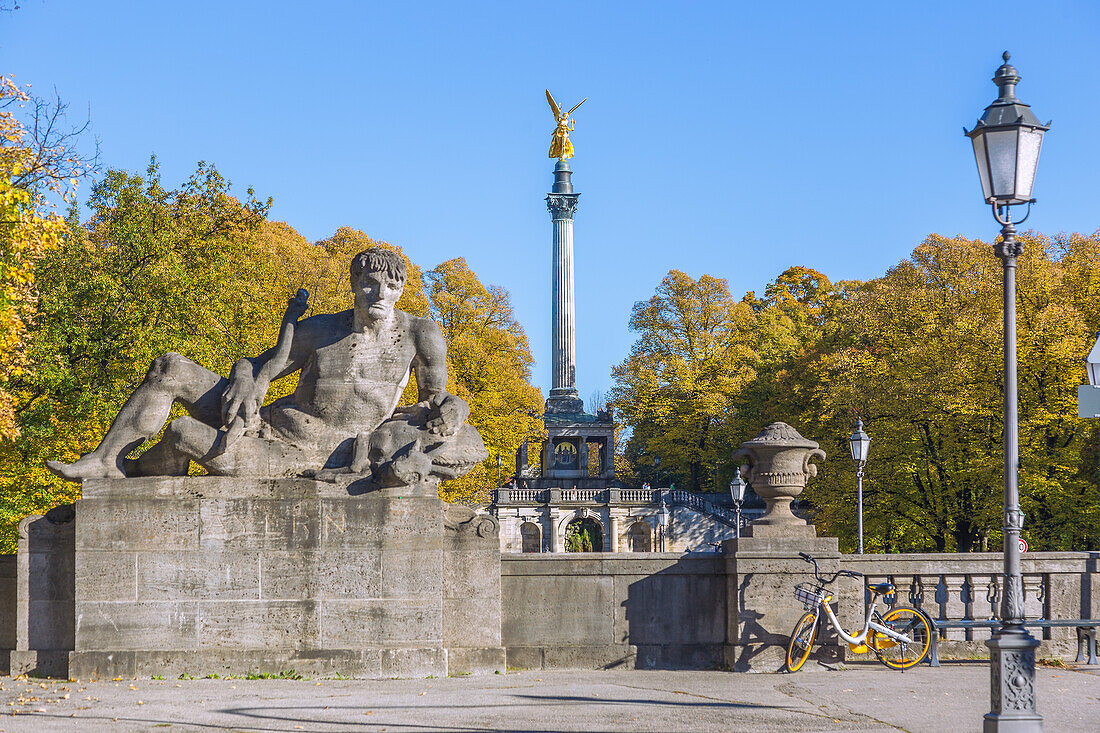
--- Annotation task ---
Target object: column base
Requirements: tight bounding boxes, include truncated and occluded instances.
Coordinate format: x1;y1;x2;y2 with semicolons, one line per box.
545;390;584;414
984;626;1043;732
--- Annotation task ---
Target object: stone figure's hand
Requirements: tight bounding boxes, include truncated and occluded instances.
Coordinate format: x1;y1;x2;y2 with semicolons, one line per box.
221;359;261;428
426;393;469;438
284;288;309;322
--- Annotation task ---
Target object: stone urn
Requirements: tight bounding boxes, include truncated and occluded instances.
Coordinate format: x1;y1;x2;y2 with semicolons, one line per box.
732;422;825;528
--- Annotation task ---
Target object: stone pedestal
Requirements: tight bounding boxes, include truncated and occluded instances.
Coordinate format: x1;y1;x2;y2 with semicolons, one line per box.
44;477;503;680
724;533;840;672
9;506;75;678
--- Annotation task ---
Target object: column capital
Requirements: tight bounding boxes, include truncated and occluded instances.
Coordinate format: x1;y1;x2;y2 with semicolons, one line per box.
546;193;579;220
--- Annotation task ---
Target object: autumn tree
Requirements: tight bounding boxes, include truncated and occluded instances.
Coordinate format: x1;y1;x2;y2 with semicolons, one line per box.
784;234;1100;552
611;270;759;492
0;159;272;551
0;76;94;440
426;258;543;504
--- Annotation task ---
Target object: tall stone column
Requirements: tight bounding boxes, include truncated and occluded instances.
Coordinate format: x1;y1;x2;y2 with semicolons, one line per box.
546;160;583;414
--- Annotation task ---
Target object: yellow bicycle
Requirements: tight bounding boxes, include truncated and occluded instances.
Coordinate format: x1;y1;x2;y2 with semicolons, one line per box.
786;552;932;672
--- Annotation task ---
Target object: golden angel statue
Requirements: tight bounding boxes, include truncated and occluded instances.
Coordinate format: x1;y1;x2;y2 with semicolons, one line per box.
546;89;586;160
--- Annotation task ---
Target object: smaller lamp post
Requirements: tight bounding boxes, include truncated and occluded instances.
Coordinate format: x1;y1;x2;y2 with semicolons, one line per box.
496;453;502;488
848;419;871;554
729;467;747;539
657;501;670;551
655;456;661;488
1081;333;1100;549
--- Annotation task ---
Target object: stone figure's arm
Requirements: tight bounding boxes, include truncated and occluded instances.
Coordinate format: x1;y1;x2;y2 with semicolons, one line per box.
412;318;469;437
220;303;320;428
219;291;309;450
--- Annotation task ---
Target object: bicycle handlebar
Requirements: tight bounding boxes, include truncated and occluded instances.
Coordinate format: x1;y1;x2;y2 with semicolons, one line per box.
798;552;863;585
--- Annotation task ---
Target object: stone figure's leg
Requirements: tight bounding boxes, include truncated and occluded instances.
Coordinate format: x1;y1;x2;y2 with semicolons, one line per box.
172;419;310;477
129;438;192;477
46;353;226;480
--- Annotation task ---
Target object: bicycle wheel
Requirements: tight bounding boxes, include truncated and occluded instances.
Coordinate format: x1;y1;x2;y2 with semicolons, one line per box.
786;610;819;672
871;606;931;669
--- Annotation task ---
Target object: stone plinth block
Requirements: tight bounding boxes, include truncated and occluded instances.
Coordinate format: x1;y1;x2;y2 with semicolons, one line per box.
58;477;504;679
723;534;840;673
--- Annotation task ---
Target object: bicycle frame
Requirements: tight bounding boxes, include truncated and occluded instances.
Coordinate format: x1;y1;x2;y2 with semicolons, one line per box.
811;595;915;649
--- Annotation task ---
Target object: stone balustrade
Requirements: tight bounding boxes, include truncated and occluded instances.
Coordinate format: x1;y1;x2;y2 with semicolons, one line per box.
498;549;1100;669
5;503;1098;673
835;552;1100;656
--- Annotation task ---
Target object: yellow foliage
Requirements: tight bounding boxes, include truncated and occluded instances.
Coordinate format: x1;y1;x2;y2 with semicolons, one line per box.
0;76;70;439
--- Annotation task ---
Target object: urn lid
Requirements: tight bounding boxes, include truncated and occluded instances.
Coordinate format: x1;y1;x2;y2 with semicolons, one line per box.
740;422;819;449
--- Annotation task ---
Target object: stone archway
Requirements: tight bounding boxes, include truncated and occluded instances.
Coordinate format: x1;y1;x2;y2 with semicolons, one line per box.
627;521;652;552
520;521;541;553
564;516;603;552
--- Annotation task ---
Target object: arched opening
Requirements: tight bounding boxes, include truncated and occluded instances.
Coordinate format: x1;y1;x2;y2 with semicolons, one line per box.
628;521;652;552
520;522;541;553
564;517;603;552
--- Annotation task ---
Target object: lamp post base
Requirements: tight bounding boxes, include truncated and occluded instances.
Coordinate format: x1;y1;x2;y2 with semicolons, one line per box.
984;626;1043;732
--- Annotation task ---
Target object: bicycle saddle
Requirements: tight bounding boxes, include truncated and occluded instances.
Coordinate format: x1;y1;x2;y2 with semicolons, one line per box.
869;582;895;595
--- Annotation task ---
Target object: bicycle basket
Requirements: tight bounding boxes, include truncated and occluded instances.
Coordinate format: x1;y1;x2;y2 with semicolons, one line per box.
794;582;827;610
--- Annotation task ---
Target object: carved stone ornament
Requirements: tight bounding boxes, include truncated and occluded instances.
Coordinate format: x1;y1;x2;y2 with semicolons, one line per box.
443;503;499;539
732;422;825;527
546;193;579;220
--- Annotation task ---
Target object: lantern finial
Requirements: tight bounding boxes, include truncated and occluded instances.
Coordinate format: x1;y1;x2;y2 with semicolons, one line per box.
994;51;1021;102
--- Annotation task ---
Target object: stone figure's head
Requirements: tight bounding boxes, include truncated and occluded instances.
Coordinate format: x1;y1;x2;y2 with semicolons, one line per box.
350;247;406;321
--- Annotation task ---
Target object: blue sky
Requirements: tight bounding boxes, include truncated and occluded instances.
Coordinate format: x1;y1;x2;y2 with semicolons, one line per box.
4;1;1099;401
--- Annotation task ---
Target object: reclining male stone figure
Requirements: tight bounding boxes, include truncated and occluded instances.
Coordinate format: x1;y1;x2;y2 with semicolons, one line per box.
47;247;487;486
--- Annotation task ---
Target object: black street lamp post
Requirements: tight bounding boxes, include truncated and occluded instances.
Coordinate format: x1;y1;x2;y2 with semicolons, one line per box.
965;51;1048;733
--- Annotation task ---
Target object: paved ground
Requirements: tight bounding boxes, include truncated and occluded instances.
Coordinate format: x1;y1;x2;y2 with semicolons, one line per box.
0;661;1096;732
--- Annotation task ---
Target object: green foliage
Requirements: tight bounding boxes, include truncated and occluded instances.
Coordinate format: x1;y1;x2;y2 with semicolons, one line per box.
0;158;542;548
426;258;544;504
241;670;303;680
0;159;272;551
615;234;1100;552
564;517;602;552
611;270;758;492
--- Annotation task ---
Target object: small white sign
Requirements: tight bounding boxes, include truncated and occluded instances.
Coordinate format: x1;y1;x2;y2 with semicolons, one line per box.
1078;385;1100;418
1019;538;1028;553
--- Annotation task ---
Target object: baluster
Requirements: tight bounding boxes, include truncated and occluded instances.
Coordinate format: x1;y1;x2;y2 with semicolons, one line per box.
961;575;975;641
982;575;1000;641
1023;574;1044;633
943;575;966;640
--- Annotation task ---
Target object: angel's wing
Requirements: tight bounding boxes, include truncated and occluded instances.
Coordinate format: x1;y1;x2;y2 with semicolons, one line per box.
566;97;588;116
545;89;562;119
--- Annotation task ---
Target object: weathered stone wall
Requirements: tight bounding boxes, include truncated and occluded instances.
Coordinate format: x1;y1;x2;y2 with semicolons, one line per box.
9;507;75;676
501;550;1100;671
8;477;503;679
11;484;1100;677
0;554;14;671
501;553;726;670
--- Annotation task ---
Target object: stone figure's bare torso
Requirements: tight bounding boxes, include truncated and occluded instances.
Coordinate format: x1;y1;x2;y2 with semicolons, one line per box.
265;309;418;453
